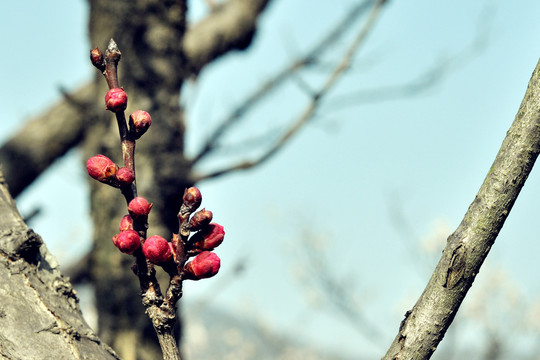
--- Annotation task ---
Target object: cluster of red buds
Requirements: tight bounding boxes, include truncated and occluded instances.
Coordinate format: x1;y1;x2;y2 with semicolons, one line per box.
87;40;224;288
88;38;224;358
109;189;224;280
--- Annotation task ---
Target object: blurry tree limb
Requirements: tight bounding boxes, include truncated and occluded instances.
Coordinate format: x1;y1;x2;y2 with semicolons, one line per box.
0;0;272;200
325;7;491;110
191;0;379;164
0;83;99;198
383;58;540;359
190;0;387;182
183;0;273;74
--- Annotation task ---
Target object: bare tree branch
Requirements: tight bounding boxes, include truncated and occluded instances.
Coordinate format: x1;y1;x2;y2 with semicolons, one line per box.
325;4;491;110
383;58;540;359
191;0;379;164
0;82;98;198
183;0;273;75
191;0;387;182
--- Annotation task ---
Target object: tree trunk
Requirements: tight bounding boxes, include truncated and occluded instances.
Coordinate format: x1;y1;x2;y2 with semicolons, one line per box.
0;171;118;360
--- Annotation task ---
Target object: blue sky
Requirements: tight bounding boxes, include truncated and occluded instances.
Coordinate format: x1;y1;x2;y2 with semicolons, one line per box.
2;0;540;358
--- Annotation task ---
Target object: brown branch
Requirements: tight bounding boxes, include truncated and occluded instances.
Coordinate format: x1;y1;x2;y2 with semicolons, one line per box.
191;0;378;164
183;0;273;75
191;0;387;182
0;83;97;198
382;58;540;359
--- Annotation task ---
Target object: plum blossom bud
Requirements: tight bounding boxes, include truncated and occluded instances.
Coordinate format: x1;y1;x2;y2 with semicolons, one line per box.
116;167;134;185
113;230;140;254
189;209;213;231
184;251;220;280
190;223;225;252
119;215;134;231
90;47;105;71
143;235;173;264
183;187;202;212
128;197;152;217
129;110;152;139
86;155;118;182
105;88;128;112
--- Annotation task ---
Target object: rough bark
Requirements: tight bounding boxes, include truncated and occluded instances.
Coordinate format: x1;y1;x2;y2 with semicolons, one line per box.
382;58;540;359
0;171;118;360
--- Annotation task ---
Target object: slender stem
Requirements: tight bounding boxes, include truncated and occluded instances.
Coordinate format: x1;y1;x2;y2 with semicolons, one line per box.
93;38;182;359
104;39;121;89
103;39;138;195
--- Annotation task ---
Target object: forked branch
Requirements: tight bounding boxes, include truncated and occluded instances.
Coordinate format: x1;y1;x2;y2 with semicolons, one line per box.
191;0;380;165
191;0;387;182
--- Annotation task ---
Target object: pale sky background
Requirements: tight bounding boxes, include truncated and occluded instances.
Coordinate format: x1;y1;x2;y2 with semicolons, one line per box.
1;1;540;358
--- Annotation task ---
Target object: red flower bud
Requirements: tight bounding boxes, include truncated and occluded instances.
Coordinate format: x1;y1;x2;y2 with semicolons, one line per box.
128;196;152;217
190;223;225;251
105;88;128;112
184;251;220;280
189;209;213;231
86;155;118;182
143;235;173;264
90;47;105;71
129;110;152;138
113;230;140;254
119;215;134;231
183;187;202;211
116;167;134;185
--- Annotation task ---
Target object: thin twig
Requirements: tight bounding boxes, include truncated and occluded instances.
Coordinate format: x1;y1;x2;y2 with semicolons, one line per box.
191;0;387;182
325;4;492;110
93;39;182;360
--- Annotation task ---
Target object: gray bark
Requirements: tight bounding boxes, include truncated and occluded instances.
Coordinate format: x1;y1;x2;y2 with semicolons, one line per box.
0;171;118;360
383;58;540;359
